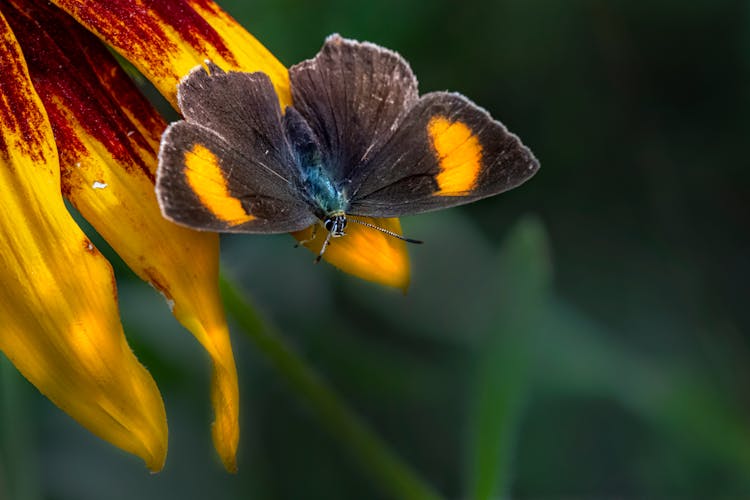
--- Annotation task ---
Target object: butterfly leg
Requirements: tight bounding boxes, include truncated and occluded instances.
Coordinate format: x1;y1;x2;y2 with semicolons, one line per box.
314;230;334;263
294;223;319;248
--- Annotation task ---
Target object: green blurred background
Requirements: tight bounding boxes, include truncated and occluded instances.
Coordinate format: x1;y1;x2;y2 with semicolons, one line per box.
2;0;749;498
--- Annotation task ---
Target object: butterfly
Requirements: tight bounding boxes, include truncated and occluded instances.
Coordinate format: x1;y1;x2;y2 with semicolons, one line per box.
156;34;539;260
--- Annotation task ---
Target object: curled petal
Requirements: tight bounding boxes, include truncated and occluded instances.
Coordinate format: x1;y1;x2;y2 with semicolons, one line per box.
0;11;166;471
293;218;410;291
50;0;291;108
4;0;238;470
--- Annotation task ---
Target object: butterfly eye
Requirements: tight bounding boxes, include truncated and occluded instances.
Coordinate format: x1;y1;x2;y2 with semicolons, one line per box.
324;219;334;232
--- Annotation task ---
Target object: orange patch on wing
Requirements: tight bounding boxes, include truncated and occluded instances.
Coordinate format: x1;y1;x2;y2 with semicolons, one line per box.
427;116;483;195
184;144;254;226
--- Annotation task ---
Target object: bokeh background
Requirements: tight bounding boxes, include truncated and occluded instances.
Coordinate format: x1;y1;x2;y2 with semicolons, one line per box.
2;0;749;498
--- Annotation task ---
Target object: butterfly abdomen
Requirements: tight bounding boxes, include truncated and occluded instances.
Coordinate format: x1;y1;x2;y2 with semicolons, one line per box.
299;162;347;217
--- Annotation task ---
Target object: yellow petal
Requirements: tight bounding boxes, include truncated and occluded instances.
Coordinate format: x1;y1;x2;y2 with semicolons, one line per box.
51;0;410;289
293;218;411;291
3;0;240;471
50;0;291;108
0;11;167;471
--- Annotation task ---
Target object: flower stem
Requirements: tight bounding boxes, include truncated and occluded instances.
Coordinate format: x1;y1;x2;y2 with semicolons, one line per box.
220;275;444;500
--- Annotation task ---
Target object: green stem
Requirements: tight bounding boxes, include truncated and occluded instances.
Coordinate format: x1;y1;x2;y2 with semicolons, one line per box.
220;275;444;500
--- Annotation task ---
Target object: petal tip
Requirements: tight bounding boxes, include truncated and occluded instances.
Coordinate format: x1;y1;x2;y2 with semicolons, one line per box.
212;422;239;473
146;452;167;473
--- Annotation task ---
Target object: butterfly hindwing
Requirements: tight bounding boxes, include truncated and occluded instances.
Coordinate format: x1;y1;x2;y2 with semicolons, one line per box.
348;92;540;217
289;34;419;184
157;68;317;233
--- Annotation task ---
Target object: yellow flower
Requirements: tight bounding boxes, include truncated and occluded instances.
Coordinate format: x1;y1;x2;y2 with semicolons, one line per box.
1;0;238;471
0;8;168;470
0;0;410;474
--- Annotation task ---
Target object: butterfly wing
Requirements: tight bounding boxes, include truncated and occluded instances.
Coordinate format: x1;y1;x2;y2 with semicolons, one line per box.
347;92;540;217
289;34;419;184
157;66;316;233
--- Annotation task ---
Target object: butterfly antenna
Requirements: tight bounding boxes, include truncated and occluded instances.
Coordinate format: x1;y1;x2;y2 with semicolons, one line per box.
348;217;424;244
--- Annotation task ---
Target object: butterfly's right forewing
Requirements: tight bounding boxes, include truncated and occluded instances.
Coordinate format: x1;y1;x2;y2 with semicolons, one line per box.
349;92;540;218
289;34;419;184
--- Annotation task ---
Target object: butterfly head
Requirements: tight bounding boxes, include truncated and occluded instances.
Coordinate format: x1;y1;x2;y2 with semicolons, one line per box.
323;212;347;237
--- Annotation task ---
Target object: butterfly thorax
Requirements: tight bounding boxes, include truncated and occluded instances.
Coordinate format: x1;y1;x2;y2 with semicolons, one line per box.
284;106;349;233
300;163;347;215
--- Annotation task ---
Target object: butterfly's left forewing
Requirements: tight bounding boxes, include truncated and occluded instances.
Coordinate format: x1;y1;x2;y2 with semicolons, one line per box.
348;92;540;218
157;66;317;233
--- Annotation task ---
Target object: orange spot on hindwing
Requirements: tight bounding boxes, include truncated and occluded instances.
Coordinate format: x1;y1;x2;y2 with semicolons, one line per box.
183;144;255;225
427;116;483;195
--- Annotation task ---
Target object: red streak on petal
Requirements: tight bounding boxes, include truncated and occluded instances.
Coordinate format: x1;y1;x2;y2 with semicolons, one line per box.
149;0;236;63
0;11;50;164
4;0;166;190
53;0;237;78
